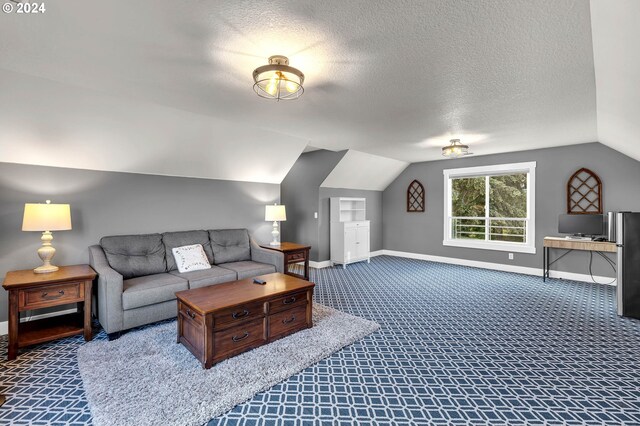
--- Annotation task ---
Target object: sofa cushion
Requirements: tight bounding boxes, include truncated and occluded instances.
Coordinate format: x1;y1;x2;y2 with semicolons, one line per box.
162;230;214;271
122;273;188;310
209;229;251;265
219;261;276;280
169;266;237;289
100;234;166;279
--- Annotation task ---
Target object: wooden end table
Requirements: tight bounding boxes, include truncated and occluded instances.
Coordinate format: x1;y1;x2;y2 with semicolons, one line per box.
260;242;311;280
2;264;96;361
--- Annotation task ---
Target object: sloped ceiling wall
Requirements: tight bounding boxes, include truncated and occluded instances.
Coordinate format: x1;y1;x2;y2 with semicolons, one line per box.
0;69;307;184
0;0;602;183
590;0;640;162
320;150;408;191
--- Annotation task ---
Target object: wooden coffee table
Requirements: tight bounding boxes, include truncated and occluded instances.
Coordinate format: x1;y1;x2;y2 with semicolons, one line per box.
175;272;315;369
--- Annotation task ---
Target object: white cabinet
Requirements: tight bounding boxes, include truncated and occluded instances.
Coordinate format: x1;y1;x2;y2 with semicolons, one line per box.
330;198;370;268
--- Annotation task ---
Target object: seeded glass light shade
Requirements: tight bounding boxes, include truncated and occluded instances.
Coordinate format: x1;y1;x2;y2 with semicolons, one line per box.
442;139;470;158
253;56;304;101
22;200;72;273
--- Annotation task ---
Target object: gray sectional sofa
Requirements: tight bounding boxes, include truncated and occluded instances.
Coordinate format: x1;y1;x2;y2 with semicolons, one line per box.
88;228;283;339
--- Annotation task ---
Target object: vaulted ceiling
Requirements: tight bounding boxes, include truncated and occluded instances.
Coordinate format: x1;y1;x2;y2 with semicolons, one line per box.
0;0;637;184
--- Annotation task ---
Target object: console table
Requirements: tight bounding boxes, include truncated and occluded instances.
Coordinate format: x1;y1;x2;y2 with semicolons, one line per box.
2;264;96;360
543;236;617;282
260;242;311;281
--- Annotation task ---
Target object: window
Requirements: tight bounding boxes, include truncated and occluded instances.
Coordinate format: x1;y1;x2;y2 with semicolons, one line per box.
443;162;536;254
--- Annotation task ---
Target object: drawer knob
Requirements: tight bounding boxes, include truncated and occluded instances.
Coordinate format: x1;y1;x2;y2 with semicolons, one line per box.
283;296;296;305
41;290;65;299
232;331;250;342
185;309;196;319
282;316;296;324
232;309;249;319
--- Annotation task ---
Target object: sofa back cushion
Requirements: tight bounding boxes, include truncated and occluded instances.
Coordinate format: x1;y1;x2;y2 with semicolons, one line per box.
162;230;213;271
100;234;166;279
209;229;251;264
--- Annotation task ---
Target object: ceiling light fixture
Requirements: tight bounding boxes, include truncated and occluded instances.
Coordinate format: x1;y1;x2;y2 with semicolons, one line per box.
442;139;470;158
253;55;304;101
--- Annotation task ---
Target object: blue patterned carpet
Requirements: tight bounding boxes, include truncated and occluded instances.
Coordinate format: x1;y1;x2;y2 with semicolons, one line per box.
1;256;639;425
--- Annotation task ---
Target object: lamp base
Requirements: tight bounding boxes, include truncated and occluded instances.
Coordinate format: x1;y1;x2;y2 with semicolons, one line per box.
270;221;280;246
34;231;59;274
34;264;59;274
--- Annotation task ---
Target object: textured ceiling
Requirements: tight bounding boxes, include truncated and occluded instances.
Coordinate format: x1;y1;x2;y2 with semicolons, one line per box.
0;0;604;182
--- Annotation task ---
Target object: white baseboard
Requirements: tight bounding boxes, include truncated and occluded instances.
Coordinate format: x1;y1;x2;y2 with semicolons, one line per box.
310;250;385;269
0;308;78;336
381;249;617;286
309;260;332;269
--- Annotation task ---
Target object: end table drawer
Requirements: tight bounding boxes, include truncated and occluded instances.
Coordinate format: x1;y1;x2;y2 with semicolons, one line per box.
19;282;84;309
286;252;306;262
268;291;307;314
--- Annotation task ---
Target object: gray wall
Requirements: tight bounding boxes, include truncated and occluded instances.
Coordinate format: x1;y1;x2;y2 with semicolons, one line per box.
382;142;640;277
0;162;279;323
280;150;346;261
318;188;383;261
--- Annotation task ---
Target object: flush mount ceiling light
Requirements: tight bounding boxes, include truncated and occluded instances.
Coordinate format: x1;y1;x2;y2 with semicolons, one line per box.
253;55;305;101
442;139;471;158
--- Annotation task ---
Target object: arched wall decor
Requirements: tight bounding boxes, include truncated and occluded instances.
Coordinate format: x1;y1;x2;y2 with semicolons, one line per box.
567;168;602;214
407;179;425;212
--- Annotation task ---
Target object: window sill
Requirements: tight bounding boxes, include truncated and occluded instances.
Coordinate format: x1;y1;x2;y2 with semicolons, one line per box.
443;239;536;254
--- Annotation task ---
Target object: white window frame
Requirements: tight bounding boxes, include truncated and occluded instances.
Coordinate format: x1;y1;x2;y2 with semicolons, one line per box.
443;161;536;254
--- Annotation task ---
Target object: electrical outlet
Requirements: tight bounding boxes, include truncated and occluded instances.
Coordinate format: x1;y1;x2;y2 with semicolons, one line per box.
314;212;318;219
508;253;514;260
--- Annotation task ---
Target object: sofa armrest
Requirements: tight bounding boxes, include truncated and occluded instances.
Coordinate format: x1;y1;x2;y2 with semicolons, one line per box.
89;245;124;334
250;238;284;273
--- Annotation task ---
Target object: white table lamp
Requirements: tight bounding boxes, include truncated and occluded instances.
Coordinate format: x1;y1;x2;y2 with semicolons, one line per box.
265;204;286;246
22;200;72;274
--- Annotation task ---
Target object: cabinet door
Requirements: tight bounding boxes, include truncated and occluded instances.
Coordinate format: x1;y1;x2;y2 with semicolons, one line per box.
344;227;357;261
355;226;370;259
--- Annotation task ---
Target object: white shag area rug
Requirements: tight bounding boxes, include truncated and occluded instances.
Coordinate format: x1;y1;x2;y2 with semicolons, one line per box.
77;304;380;426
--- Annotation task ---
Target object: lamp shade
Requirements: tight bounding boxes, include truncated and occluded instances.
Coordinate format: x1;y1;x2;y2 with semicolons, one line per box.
265;204;287;222
22;202;72;231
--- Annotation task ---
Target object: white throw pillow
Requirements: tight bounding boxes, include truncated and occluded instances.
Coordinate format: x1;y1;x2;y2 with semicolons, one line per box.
172;244;211;273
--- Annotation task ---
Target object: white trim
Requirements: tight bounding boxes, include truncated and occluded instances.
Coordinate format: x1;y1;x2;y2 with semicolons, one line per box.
442;238;536;254
310;250;385;269
443;161;537;178
0;308;78;336
381;249;616;286
443;161;536;254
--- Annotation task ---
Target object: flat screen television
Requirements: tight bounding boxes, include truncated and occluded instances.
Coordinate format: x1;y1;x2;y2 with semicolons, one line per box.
558;214;604;236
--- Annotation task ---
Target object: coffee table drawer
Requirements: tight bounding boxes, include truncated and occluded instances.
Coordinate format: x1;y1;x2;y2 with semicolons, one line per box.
213;318;266;357
213;300;265;330
178;301;203;327
270;305;308;340
19;282;84;310
268;291;307;314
